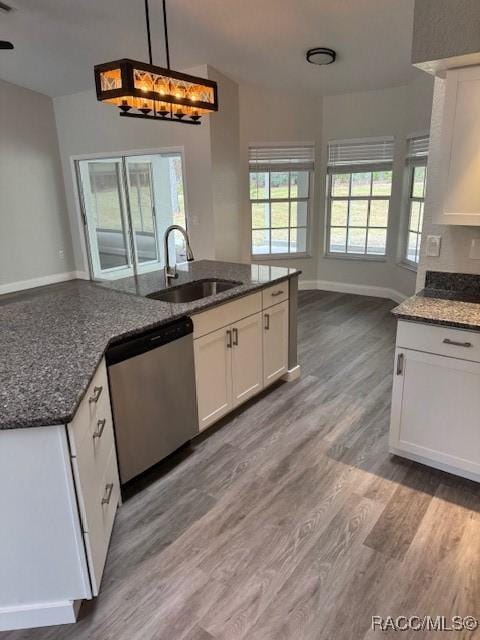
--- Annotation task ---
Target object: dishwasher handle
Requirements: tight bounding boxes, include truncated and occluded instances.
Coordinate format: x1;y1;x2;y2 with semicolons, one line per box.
106;317;193;366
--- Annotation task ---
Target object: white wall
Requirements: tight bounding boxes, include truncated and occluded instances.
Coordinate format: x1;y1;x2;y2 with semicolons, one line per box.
0;80;74;291
208;68;243;263
239;74;434;297
319;74;433;297
53;66;216;276
239;82;322;280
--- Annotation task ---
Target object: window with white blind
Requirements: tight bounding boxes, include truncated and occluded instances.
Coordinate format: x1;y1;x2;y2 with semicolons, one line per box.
249;145;314;257
404;135;429;266
326;138;394;257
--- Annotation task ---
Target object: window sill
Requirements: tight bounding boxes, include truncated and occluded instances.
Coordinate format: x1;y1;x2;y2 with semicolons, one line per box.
323;253;387;263
397;260;418;273
251;253;311;261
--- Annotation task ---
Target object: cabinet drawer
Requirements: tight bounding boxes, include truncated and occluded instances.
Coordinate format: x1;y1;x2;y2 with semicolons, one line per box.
397;320;480;363
68;359;111;454
82;448;120;595
70;410;115;508
262;282;289;309
193;292;261;339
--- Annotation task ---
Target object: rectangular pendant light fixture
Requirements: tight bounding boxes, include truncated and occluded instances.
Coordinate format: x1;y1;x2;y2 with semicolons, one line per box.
94;59;218;124
94;0;218;125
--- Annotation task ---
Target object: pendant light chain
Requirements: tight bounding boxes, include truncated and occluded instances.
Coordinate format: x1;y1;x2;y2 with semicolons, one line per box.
144;0;153;65
94;0;218;125
162;0;171;70
144;0;171;69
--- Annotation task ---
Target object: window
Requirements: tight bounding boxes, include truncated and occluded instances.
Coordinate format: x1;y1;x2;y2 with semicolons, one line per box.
249;145;314;257
326;138;394;257
404;136;429;266
76;152;187;279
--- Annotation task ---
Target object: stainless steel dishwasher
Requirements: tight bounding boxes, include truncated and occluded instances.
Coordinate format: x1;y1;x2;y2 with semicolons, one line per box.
106;317;198;484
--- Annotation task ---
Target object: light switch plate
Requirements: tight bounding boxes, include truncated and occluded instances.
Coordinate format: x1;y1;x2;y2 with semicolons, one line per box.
469;238;480;260
425;235;441;257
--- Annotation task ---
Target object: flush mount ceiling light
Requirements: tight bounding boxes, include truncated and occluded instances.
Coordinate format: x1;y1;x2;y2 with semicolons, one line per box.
94;0;218;125
306;47;336;66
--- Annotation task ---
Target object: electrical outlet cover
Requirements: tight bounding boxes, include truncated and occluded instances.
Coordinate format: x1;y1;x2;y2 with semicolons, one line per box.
469;238;480;260
426;235;441;257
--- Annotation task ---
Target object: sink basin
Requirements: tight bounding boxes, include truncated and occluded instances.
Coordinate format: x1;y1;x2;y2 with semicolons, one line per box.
147;279;242;303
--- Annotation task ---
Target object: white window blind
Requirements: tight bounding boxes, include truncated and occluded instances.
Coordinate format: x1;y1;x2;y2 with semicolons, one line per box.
248;145;315;171
328;137;394;168
406;135;429;160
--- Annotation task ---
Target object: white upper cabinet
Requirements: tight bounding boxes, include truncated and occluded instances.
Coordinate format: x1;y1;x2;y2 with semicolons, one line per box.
437;65;480;225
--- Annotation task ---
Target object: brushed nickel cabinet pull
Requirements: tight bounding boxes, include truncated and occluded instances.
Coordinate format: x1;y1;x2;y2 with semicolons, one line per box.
101;483;114;506
232;328;239;346
272;290;284;297
226;329;232;348
89;385;103;404
264;313;270;330
396;353;404;376
443;338;472;348
93;418;106;439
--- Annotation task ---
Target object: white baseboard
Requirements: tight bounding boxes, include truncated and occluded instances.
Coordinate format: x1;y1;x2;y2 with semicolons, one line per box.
282;365;301;382
299;279;407;304
0;600;81;631
0;271;89;296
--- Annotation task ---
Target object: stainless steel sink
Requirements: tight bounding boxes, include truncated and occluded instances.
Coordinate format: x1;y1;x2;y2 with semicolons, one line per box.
147;279;242;303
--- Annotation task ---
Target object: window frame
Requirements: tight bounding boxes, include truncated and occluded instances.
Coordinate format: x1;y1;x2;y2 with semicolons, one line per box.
403;158;427;269
73;147;189;280
249;166;314;260
325;162;393;260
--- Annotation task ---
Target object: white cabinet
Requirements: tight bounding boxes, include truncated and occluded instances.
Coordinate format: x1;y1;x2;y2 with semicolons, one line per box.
194;313;263;431
263;300;289;387
193;288;292;431
232;313;263;407
437;65;480;225
67;358;120;596
389;322;480;481
0;357;121;632
194;327;233;431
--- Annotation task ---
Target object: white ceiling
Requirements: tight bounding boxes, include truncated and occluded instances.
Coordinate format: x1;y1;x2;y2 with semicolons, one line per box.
0;0;417;98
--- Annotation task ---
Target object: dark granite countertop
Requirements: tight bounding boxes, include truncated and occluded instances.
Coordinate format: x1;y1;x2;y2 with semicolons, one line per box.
392;270;480;332
0;260;300;430
96;259;299;312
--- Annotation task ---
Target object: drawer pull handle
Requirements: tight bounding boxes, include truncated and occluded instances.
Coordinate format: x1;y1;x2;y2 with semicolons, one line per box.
272;290;284;297
226;329;232;348
101;483;114;506
396;353;404;376
232;327;239;346
89;385;103;404
264;313;270;330
443;338;472;348
93;418;106;439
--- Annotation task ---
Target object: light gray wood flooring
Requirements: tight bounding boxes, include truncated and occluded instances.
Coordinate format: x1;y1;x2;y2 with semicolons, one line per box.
3;291;480;640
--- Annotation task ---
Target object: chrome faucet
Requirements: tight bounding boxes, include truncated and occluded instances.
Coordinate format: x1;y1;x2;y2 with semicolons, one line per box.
163;225;194;281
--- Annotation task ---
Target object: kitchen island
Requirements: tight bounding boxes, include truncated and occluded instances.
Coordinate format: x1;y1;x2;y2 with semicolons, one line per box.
0;259;300;631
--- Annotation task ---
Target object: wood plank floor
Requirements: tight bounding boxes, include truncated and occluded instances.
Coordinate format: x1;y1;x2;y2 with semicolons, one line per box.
3;291;480;640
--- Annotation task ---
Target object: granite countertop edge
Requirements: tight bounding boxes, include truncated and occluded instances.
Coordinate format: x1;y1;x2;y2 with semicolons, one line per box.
391;292;480;333
391;310;480;333
1;262;300;431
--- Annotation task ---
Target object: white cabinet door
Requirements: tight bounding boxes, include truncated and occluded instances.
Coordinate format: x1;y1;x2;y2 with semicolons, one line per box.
390;348;480;479
438;65;480;225
231;313;263;408
194;326;233;431
263;300;289;387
